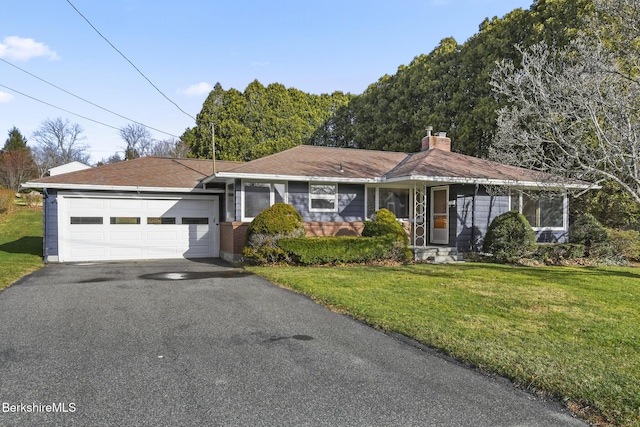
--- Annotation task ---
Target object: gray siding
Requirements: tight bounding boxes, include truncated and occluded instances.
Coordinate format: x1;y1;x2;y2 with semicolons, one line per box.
454;184;569;252
454;185;510;252
44;189;58;259
288;182;365;222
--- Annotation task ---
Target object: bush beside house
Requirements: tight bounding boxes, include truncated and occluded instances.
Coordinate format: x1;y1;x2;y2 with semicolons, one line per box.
243;205;411;265
482;211;537;263
242;203;306;264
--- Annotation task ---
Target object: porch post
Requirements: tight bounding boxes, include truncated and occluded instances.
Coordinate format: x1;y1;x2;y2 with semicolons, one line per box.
413;183;427;247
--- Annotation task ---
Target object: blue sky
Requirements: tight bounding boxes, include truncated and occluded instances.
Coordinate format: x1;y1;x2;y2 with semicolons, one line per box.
1;0;532;163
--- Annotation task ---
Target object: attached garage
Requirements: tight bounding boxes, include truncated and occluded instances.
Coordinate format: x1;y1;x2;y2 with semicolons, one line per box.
57;194;219;262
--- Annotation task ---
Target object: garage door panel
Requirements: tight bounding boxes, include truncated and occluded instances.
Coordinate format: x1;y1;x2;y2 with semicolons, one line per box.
71;199;105;209
109;199;141;209
70;247;105;258
109;247;143;257
110;232;142;240
147;246;180;257
147;230;179;240
70;231;105;241
63;196;219;262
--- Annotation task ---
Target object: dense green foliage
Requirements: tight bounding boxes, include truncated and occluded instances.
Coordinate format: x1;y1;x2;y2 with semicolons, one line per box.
362;208;409;244
572;182;640;231
278;235;403;265
250;263;640;426
569;213;609;253
242;203;305;263
3;127;29;151
313;0;592;156
184;81;352;160
482;211;537;262
532;243;586;263
186;1;592;159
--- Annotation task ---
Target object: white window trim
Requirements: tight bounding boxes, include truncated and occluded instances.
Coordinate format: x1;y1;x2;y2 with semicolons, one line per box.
225;180;236;222
240;180;288;222
511;191;567;231
365;185;412;221
309;182;338;213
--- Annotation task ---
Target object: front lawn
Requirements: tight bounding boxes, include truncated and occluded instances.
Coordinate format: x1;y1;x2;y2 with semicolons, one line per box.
249;263;640;427
0;206;43;291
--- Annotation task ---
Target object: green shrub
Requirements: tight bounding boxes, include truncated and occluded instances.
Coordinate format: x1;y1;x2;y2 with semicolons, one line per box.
482;211;537;263
569;213;609;254
242;203;305;264
533;243;586;263
0;189;14;215
279;235;406;265
362;208;409;245
605;228;640;262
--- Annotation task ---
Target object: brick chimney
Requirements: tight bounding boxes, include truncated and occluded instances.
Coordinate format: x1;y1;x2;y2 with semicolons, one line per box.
421;128;451;152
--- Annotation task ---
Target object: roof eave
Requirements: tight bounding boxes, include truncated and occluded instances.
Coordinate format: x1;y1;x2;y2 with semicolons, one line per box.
207;171;381;184
382;175;595;189
22;182;225;193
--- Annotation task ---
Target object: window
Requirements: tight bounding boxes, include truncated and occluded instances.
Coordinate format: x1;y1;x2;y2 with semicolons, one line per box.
366;187;411;219
70;217;103;225
309;183;337;212
242;181;288;220
110;217;140;225
244;182;271;219
147;217;176;225
511;191;565;229
226;181;236;221
182;217;209;225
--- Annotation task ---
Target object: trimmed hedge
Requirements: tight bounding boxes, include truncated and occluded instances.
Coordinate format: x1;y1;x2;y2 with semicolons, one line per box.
533;243;586;263
242;203;305;264
279;235;405;265
362;208;409;244
482;211;537;263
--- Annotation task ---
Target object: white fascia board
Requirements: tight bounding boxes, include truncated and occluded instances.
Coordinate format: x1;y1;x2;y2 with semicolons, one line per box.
22;182;224;193
209;172;379;184
381;175;594;189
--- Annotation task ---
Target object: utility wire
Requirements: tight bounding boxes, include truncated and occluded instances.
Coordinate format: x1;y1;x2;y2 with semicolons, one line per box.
0;83;122;131
2;83;180;145
65;0;196;121
1;58;180;139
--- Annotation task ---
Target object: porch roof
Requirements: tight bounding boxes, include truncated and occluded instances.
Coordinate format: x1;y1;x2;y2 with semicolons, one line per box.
382;149;588;188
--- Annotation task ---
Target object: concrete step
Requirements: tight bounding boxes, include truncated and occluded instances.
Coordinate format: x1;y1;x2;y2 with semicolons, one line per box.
412;246;463;263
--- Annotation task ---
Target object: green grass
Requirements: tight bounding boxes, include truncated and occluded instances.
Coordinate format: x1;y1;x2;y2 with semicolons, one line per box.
249;263;640;427
0;206;44;290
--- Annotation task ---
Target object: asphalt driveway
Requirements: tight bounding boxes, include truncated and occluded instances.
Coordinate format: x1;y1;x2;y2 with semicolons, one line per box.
0;259;586;426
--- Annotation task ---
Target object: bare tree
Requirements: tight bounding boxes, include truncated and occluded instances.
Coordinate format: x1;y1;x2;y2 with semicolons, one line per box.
147;138;189;158
0;150;38;192
31;118;91;176
489;0;640;204
120;123;152;159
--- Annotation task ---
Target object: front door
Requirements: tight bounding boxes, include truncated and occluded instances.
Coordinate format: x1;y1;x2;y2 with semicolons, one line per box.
430;186;449;244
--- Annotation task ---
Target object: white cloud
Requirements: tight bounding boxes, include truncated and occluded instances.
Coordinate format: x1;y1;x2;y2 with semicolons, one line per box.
0;91;14;103
178;82;213;96
0;36;59;61
251;61;270;67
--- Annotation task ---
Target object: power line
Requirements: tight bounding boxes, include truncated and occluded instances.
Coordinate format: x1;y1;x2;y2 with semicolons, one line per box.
65;0;197;121
0;58;180;139
0;83;122;131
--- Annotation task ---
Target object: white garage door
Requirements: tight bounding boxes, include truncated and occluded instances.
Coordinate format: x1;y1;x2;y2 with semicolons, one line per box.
60;195;219;262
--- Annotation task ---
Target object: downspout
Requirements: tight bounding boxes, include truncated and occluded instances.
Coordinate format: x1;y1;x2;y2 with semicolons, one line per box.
472;184;478;252
42;188;49;263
